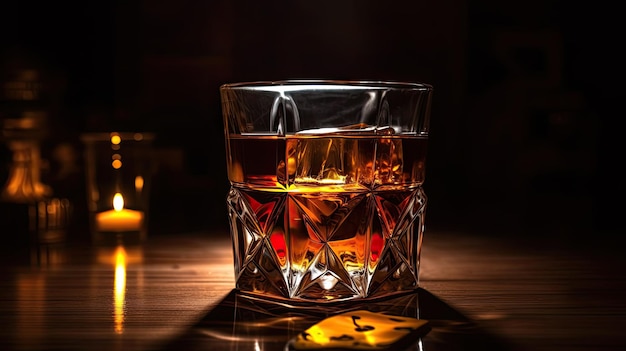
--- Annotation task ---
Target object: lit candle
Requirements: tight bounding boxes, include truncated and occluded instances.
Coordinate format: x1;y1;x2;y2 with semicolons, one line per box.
95;193;144;232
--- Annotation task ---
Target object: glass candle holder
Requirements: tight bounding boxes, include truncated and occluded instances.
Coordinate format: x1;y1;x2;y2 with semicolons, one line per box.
81;132;155;245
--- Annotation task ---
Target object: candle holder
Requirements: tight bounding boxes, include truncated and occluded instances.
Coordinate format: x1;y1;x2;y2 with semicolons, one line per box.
81;132;156;245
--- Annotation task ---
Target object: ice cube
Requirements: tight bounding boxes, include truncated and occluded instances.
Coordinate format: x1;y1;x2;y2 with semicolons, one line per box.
292;137;354;184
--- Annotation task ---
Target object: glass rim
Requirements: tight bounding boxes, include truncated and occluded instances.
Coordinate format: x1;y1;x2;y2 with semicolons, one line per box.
220;79;433;92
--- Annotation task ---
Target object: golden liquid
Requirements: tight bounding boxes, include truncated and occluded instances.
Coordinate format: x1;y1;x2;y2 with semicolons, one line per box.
227;134;427;189
226;134;427;301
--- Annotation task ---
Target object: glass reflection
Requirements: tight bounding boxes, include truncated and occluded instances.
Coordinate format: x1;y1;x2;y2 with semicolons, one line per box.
185;290;425;351
114;245;127;334
96;244;143;335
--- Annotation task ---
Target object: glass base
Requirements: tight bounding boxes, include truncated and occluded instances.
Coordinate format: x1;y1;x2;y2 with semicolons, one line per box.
228;186;426;302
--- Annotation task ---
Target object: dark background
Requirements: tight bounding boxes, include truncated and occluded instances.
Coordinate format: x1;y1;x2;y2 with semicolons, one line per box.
0;0;623;240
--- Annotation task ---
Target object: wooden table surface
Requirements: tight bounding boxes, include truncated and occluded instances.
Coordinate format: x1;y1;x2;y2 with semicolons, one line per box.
0;229;624;351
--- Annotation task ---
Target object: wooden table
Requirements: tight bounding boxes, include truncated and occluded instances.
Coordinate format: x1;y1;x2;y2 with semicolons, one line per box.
0;229;623;351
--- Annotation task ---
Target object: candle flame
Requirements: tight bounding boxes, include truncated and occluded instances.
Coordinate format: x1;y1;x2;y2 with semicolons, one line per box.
113;193;124;211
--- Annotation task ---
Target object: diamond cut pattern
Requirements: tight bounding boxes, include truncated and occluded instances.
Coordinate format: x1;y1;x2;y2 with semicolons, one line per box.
227;187;426;302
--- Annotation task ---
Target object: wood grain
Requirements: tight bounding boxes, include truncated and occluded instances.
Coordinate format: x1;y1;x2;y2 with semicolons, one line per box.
0;230;623;351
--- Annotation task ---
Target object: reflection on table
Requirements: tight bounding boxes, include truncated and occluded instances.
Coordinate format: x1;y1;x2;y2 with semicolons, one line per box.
0;230;624;351
161;287;513;351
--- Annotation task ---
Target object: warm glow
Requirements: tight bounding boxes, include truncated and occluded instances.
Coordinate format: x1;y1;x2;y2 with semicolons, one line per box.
270;231;286;264
95;194;144;232
113;193;124;211
110;134;121;145
304;325;331;345
97;246;144;265
292;310;429;349
135;176;144;191
112;159;122;169
112;154;122;169
370;234;384;262
114;245;127;334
